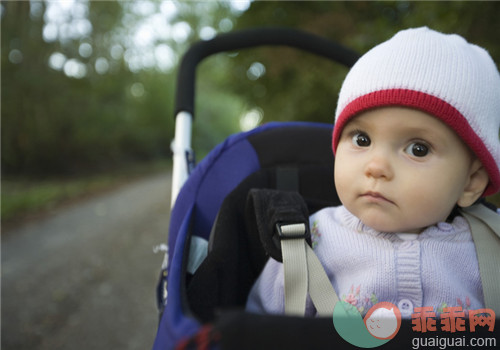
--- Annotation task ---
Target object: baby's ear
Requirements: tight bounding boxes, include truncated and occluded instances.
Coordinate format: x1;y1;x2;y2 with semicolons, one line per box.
457;159;489;208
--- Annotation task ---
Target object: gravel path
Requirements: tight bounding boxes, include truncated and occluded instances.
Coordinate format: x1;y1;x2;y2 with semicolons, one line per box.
2;172;171;350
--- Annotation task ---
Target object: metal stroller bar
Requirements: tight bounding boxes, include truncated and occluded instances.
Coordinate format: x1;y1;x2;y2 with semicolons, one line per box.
171;27;360;206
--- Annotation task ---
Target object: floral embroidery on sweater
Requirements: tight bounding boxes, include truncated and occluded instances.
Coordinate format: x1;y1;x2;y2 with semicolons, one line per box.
341;284;378;316
311;220;321;249
437;296;472;314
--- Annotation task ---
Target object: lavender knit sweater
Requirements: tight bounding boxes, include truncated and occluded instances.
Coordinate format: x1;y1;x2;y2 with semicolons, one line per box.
246;206;484;318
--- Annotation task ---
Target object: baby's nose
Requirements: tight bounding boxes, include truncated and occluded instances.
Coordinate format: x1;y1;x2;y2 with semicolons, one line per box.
364;154;394;180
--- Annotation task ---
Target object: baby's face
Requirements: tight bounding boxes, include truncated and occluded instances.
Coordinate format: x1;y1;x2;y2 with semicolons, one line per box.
334;107;475;233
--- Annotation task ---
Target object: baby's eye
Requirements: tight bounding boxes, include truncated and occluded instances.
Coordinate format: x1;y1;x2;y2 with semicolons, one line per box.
405;142;429;157
352;133;371;147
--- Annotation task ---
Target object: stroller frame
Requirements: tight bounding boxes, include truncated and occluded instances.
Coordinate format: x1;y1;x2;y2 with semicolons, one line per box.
169;28;359;207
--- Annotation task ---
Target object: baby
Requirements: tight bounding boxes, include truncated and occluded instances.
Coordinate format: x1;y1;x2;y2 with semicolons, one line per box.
246;27;500;318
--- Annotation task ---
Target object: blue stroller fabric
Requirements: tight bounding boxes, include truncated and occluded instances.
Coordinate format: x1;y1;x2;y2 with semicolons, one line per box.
154;125;266;349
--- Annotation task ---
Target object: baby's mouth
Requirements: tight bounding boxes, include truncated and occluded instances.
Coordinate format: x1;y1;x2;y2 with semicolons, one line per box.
360;191;395;204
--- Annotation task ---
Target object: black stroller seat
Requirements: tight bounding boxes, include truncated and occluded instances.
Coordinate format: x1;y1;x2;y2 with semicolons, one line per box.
186;123;340;323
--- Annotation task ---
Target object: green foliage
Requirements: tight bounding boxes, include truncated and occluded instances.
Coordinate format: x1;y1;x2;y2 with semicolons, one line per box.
227;1;500;127
2;0;500;180
2;2;154;175
192;54;247;157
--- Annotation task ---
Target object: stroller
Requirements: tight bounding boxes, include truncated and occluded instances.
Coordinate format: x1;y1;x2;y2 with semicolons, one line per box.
152;28;500;350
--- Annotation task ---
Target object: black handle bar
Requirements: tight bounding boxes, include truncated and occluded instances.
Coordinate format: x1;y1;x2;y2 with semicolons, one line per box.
175;27;360;117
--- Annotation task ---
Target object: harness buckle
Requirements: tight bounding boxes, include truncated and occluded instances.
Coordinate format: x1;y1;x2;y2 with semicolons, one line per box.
275;222;309;240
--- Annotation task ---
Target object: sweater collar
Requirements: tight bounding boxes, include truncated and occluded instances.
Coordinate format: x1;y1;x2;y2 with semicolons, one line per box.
338;205;471;241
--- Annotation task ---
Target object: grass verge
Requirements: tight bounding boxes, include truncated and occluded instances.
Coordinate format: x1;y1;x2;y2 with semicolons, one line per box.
1;160;171;225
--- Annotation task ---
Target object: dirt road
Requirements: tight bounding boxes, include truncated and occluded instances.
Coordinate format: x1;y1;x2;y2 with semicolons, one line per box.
2;172;171;350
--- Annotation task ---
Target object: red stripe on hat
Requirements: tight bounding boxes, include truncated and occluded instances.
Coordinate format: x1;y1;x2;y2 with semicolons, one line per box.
332;89;499;196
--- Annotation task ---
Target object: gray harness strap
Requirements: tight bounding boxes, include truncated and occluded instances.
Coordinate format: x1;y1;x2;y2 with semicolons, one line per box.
461;204;500;313
278;223;339;316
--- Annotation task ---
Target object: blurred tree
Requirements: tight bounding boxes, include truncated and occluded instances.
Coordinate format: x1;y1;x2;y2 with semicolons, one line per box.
1;0;242;176
2;1;64;174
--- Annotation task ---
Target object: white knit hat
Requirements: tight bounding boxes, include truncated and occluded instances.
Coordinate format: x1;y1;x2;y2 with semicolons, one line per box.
332;27;500;196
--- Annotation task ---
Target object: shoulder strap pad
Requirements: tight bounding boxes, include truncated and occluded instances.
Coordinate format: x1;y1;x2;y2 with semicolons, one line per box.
245;189;311;263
